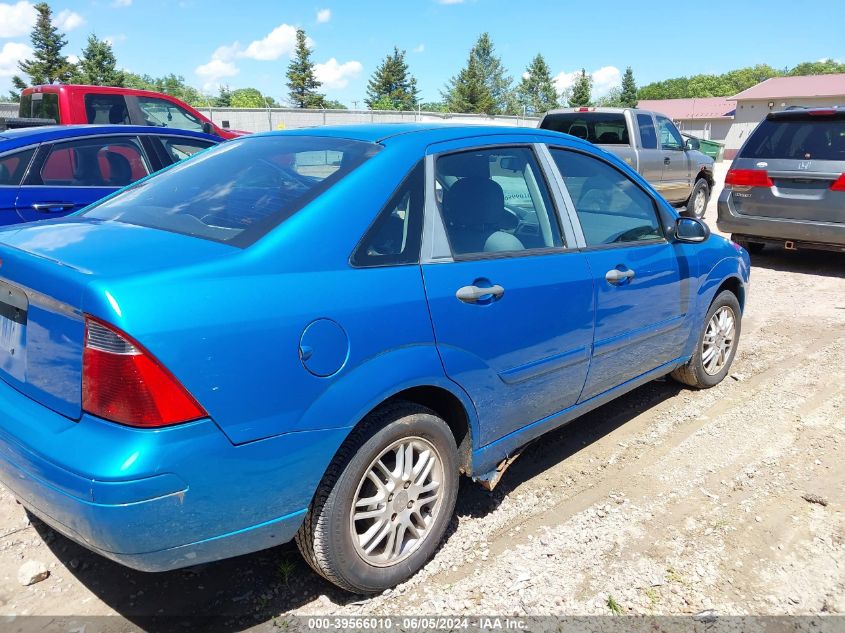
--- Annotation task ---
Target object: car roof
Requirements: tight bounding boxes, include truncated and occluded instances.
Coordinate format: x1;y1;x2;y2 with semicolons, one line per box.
252;122;584;146
0;124;221;147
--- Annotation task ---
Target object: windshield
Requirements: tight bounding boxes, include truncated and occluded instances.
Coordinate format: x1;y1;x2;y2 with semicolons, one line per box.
742;117;845;161
82;135;380;246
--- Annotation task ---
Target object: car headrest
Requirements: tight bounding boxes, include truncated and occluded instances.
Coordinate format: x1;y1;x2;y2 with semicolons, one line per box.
443;177;508;228
104;151;132;185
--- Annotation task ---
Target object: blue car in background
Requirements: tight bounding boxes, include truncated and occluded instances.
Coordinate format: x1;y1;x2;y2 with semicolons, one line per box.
0;125;221;224
0;124;749;594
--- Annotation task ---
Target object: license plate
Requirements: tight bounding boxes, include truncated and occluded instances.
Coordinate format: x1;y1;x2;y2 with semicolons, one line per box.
0;282;27;357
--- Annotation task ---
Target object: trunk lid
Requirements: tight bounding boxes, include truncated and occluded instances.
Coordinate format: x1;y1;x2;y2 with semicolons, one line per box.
0;218;235;419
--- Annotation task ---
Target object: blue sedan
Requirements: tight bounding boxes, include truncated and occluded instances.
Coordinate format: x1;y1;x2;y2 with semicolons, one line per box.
0;124;221;224
0;124;749;593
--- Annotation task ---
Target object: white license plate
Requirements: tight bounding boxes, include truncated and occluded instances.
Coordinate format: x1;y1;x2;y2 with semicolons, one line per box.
0;314;22;355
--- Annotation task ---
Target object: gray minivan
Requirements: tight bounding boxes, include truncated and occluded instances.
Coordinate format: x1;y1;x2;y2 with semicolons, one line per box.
718;107;845;253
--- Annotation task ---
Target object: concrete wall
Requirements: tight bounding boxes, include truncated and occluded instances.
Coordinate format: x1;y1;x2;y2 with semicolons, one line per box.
723;96;844;158
198;107;540;133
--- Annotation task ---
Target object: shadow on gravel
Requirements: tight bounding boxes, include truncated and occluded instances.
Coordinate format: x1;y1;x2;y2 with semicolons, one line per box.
748;247;845;278
34;378;686;630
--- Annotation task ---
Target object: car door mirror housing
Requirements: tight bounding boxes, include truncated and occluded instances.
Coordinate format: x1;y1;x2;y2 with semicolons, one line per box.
684;137;700;151
202;121;214;135
674;217;710;243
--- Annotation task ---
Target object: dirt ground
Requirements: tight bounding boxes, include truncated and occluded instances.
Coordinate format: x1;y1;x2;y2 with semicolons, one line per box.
0;163;843;629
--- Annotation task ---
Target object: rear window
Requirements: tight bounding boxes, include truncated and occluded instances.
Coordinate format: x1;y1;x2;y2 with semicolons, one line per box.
18;93;60;122
540;113;629;145
82;136;380;247
741;117;845;161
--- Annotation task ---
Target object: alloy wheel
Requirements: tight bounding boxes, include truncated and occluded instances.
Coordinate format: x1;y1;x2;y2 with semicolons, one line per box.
702;306;736;375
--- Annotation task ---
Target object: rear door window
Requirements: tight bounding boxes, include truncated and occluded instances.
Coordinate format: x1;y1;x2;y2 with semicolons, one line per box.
0;149;36;186
158;137;215;162
741;117;845;161
82;136;380;246
637;114;658;149
36;137;150;187
85;94;130;124
18;93;59;122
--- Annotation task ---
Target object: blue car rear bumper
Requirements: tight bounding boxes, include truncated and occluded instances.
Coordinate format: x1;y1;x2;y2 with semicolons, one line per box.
0;377;349;571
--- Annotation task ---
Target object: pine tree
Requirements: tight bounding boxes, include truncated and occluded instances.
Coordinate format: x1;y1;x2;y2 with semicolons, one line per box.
286;29;324;108
443;33;514;115
568;69;592;107
71;34;124;86
516;54;559;114
620;66;637;108
215;85;232;107
445;51;495;114
365;47;419;110
12;2;74;90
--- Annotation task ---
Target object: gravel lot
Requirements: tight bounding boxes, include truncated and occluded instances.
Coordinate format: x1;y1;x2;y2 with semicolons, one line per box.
0;162;843;629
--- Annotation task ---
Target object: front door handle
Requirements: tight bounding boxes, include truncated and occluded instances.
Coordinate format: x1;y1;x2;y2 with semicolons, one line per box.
32;202;75;213
456;284;505;304
605;268;636;284
664;156;671;165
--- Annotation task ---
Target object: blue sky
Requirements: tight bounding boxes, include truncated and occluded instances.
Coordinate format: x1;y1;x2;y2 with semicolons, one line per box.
1;0;844;105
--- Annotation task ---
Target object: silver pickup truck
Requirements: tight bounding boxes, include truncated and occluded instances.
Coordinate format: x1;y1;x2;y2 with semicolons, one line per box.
539;107;715;218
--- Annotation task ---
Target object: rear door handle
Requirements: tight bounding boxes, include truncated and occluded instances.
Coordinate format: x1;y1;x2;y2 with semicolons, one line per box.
31;202;75;213
456;284;505;304
605;268;635;284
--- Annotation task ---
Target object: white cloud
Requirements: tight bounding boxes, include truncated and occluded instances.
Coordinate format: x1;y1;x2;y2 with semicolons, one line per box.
53;9;85;31
195;57;239;92
314;57;362;89
436;0;465;4
413;43;425;53
554;65;621;99
111;0;131;6
316;8;331;23
241;24;298;61
0;41;32;75
0;2;37;38
104;34;127;45
67;53;79;64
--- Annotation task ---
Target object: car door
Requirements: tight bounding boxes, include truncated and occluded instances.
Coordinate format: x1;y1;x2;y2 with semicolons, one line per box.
14;135;152;222
0;148;36;226
635;112;664;188
420;142;595;446
547;147;687;401
656;115;691;203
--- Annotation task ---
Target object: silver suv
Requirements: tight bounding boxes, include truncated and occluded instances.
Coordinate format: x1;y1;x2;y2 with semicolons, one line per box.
718;107;845;253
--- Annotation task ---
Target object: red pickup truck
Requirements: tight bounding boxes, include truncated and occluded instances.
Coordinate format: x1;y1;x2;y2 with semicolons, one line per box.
18;84;245;139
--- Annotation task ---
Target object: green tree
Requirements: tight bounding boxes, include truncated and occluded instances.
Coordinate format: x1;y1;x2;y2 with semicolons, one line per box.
595;87;623;107
366;47;419;110
443;33;514;114
215;85;232;107
568;69;592;106
789;59;845;76
12;2;73;91
286;28;324;108
419;101;447;113
323;99;347;109
620;66;637;107
444;51;495;114
71;34;124;86
516;53;558;114
124;72;207;107
230;87;266;108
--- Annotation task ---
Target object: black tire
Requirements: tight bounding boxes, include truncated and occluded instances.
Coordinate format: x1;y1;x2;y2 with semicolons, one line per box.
732;235;765;254
295;401;459;594
684;179;710;219
671;290;742;388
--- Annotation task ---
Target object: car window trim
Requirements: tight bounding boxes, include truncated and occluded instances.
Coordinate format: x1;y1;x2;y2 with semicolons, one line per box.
422;142;571;263
21;134;153;188
544;144;669;250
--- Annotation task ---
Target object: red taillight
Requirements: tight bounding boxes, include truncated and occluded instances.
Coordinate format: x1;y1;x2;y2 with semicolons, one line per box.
831;174;845;191
82;317;206;427
725;168;774;189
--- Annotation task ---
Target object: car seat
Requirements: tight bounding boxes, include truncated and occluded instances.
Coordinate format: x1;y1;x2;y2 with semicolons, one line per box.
109;103;129;125
442;177;524;254
103;152;133;186
569;124;589;140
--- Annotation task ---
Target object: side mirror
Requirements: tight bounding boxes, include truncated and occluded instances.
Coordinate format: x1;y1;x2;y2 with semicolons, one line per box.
673;217;710;243
202;121;214;135
684;137;700;151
